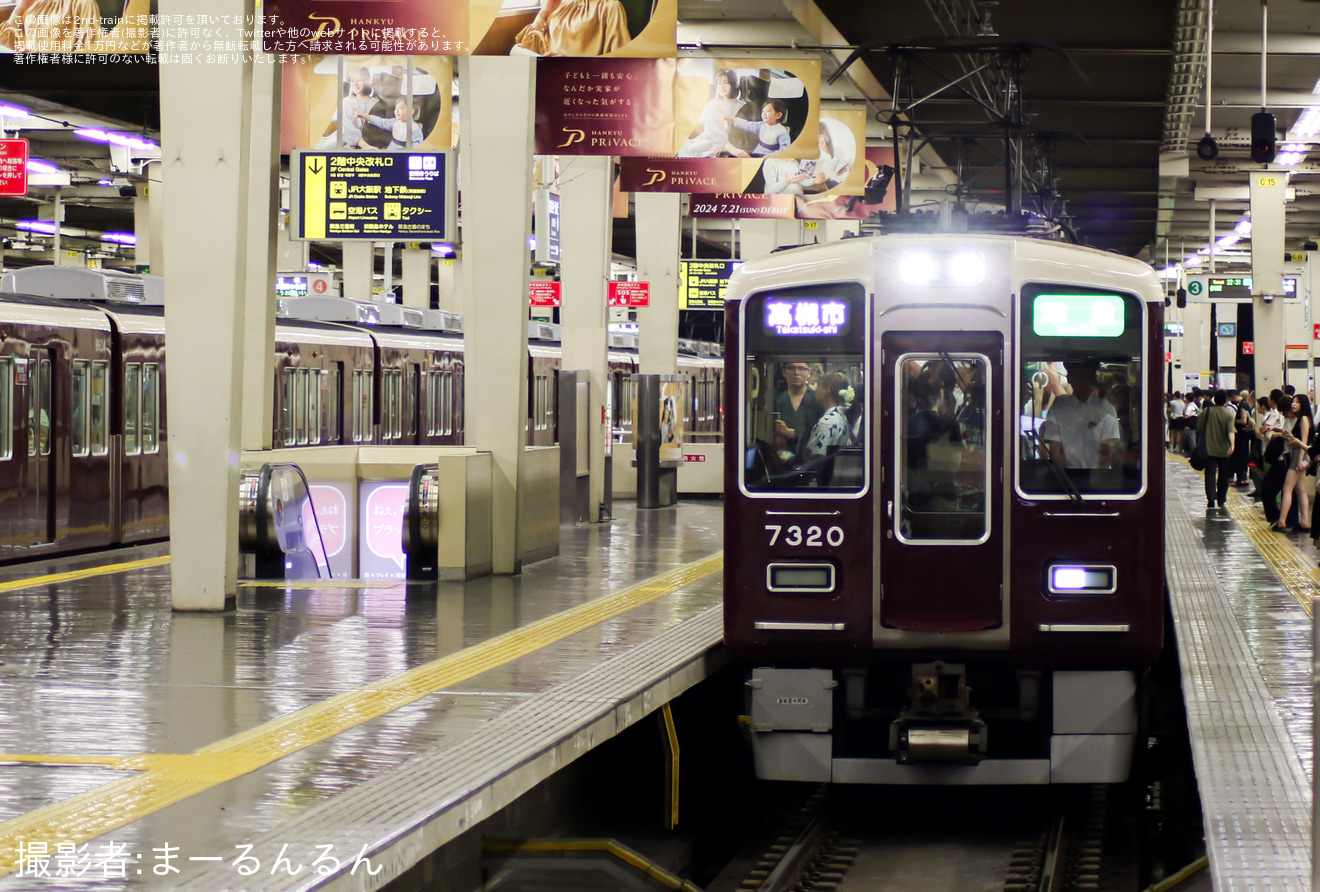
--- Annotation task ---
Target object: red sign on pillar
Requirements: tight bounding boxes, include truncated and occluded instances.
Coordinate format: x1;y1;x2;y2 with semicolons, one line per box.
529;280;562;307
0;139;28;197
1243;341;1255;355
608;281;650;308
1165;351;1172;364
1314;323;1320;341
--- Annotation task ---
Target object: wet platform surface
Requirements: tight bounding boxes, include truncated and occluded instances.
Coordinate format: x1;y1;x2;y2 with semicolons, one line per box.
1166;457;1314;890
0;501;724;889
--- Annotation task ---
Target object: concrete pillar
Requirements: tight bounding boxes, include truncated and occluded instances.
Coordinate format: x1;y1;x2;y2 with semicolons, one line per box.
740;218;803;262
436;257;460;314
159;0;274;610
276;216;307;271
558;155;613;520
635;192;680;374
148;166;164;274
342;241;373;300
401;244;430;308
1251;172;1288;395
458;55;534;572
241;44;280;452
382;241;395;301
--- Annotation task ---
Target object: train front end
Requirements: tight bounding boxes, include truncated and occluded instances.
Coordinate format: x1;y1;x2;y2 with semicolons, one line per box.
724;234;1165;784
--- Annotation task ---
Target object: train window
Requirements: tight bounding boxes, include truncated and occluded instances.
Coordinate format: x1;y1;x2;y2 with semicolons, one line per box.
446;371;455;435
352;370;372;442
0;358;10;460
90;361;108;456
125;363;140;455
407;364;419;437
1018;286;1144;499
282;367;296;444
142;364;159;454
896;354;990;543
72;360;89;457
293;368;307;445
391;370;403;439
37;357;52;457
307;369;321;445
741;285;867;496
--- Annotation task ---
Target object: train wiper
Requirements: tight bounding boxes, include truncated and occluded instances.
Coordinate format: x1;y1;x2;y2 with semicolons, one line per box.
1025;425;1084;502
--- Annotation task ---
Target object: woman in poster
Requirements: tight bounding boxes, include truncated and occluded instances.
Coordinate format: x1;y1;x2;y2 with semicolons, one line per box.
762;121;850;195
514;0;630;56
677;70;744;158
315;67;380;151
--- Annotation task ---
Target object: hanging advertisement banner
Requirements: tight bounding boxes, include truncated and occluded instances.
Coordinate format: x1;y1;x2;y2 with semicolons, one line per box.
619;157;764;192
281;56;454;155
673;58;820;158
757;107;865;199
265;0;470;54
470;0;676;57
795;146;898;220
688;194;795;219
534;58;676;156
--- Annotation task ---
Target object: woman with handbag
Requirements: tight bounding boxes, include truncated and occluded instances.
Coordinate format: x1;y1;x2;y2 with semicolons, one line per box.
1274;394;1312;532
1260;392;1292;526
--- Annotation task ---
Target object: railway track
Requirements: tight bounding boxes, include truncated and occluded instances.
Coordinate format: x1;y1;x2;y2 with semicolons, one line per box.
710;784;1134;892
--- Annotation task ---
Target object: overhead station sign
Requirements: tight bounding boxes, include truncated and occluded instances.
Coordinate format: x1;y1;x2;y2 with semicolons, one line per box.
678;260;741;309
293;150;454;242
1185;274;1298;303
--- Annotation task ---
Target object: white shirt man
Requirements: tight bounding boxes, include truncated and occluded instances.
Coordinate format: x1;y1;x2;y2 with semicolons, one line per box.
1041;361;1121;469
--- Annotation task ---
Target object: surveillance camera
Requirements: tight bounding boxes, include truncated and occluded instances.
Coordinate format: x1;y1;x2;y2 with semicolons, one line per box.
1196;134;1219;161
1262;292;1274;304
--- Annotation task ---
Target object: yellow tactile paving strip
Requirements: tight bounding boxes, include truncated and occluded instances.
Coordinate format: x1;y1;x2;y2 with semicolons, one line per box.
0;555;170;594
0;552;724;876
1213;470;1319;617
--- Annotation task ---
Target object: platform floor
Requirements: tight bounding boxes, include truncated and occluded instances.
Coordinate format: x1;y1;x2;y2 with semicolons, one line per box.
1166;457;1315;890
0;501;725;889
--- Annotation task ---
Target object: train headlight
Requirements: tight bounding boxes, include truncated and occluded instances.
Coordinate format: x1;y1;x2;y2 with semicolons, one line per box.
949;252;986;285
1048;565;1117;595
899;252;938;286
899;251;986;287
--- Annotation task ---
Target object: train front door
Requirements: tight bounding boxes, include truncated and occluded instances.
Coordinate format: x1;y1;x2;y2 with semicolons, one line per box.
24;348;54;545
879;332;1003;631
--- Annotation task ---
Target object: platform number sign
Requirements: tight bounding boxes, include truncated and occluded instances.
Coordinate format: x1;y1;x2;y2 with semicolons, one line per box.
1187;280;1203;298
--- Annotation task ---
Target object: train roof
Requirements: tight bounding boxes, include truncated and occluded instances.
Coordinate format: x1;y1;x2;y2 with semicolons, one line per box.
730;234;1163;305
0;291;115;332
275;319;377;349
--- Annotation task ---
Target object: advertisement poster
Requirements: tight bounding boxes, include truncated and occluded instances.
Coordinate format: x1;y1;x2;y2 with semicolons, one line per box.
619;157;764;192
795;145;898;220
470;0;676;57
534;58;676;156
265;0;470;54
659;379;684;464
673;59;820;159
282;56;454;155
688;194;795;219
761;107;865;199
0;0;149;53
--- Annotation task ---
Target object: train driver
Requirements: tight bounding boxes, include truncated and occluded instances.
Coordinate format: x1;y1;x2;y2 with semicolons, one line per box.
1040;358;1121;470
772;361;823;455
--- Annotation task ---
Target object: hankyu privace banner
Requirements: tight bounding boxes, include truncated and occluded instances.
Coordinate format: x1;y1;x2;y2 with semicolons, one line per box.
688;194;795;219
534;58;676;156
281;56;454;154
265;0;675;56
795;146;898;220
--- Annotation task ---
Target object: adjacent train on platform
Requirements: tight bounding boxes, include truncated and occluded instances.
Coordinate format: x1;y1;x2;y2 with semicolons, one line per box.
724;234;1164;785
0;266;723;561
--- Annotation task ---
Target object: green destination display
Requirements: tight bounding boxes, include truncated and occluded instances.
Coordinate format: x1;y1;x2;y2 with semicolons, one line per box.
1032;293;1125;338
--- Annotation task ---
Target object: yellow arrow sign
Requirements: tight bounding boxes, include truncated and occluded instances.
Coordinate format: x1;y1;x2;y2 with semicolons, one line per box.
303;154;327;239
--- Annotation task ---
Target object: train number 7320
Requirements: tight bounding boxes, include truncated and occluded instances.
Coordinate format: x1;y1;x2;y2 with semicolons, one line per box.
765;525;845;547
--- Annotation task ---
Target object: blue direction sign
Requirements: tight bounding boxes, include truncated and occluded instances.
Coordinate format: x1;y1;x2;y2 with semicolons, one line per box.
293;151;453;241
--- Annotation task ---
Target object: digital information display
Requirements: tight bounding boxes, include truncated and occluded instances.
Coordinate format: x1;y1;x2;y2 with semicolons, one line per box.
293;150;453;241
1165;322;1184;338
1032;293;1125;338
679;260;741;309
1186;275;1298;302
1217;322;1238;338
762;297;850;337
276;275;308;297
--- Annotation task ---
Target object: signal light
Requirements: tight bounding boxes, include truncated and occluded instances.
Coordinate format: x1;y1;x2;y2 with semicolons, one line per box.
1251;112;1277;164
1176;287;1187;309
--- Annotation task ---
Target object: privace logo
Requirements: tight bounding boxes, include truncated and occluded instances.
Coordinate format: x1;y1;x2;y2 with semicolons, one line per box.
307;14;342;39
557;129;586;148
642;169;666;187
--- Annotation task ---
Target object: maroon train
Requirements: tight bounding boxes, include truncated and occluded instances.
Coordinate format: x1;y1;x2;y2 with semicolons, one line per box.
723;234;1165;785
0;267;724;563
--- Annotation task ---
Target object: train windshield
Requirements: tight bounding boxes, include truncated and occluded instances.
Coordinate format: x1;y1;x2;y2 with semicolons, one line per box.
741;284;867;495
1018;286;1144;498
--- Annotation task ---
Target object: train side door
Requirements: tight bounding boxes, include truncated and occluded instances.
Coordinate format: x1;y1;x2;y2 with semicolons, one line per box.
879;332;1003;630
25;348;54;545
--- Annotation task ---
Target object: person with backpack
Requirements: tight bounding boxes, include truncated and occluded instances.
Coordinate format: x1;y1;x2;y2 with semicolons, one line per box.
1197;389;1236;509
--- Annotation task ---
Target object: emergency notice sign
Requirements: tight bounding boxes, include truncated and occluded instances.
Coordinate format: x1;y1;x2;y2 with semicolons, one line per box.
0;139;28;197
293;150;453;241
608;282;650;308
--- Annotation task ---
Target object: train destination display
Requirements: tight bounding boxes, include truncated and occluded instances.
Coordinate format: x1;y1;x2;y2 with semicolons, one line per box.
294;151;452;241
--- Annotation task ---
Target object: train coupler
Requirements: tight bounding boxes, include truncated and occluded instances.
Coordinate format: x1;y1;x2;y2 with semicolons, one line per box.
889;661;987;764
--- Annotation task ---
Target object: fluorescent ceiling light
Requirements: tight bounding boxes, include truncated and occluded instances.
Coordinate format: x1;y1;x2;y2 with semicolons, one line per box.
0;103;30;118
26;159;59;174
101;232;136;245
17;220;58;234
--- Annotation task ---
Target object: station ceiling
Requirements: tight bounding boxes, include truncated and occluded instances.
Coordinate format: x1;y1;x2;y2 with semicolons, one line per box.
1;0;1319;272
